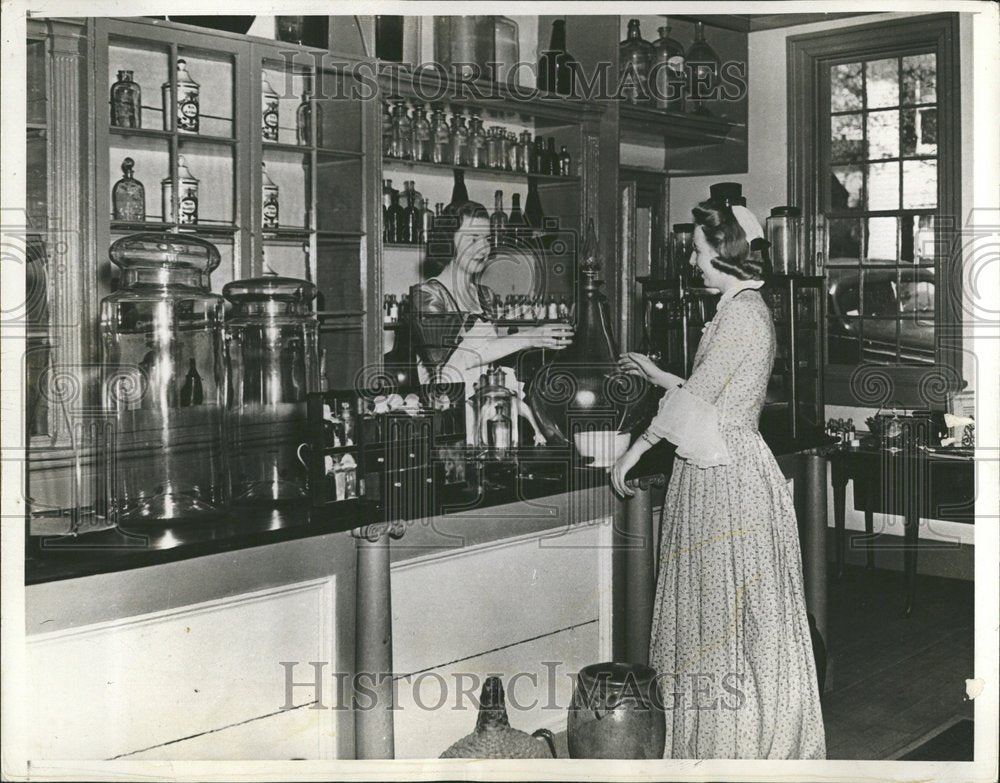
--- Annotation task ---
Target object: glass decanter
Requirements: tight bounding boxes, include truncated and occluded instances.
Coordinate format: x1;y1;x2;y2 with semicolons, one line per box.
619;19;654;104
110;70;142;129
652;23;685;112
112;157;146;222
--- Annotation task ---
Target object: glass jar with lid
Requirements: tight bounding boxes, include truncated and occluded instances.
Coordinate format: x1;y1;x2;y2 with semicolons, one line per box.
767;206;804;275
101;232;227;524
223;274;319;505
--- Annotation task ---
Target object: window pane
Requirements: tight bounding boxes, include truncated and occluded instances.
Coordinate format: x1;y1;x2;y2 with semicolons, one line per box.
830;166;863;210
861;268;900;315
866;58;899;108
827;267;861;363
831;113;864;161
828;317;861;364
861;319;899;364
830;62;863;111
902;107;937;157
827;218;862;264
867;110;899;159
912;214;937;264
903;160;937;208
865;217;898;263
902;53;936;104
867;161;900;209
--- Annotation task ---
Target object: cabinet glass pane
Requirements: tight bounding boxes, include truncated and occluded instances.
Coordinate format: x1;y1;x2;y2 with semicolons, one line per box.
108;39;168;131
316;156;363;233
261;65;311;147
27;38;47;125
261;238;310;281
176;142;235;225
176;48;235;138
316;237;362;313
316;72;362;153
108;137;169;222
320;325;363;389
262;149;310;230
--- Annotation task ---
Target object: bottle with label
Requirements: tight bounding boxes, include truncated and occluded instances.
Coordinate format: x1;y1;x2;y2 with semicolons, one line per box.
431;108;450;164
261;162;279;229
164;58;200;133
162;155;199;224
411;104;432;162
450;112;469;167
110;70;142;128
652;24;686;112
469;115;487;168
296;81;313;146
554;145;570;177
261;73;280;142
490;190;508;248
179;357;204;407
506;131;519;172
112;157;146;222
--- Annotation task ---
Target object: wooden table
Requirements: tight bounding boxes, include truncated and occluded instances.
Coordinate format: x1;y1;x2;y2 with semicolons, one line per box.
828;442;974;618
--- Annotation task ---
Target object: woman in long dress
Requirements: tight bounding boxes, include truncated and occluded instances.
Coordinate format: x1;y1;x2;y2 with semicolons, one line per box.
610;201;826;760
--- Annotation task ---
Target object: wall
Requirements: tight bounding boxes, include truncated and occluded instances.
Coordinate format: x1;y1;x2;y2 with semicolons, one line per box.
660;11;991;553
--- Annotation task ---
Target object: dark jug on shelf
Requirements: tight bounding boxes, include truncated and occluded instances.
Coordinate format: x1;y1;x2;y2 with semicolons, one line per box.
567;662;666;759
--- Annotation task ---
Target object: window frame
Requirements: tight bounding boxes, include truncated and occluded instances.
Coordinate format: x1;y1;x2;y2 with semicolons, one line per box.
788;13;963;408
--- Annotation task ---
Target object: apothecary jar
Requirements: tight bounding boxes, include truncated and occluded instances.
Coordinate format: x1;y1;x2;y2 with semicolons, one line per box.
101;232;227;524
223;275;318;505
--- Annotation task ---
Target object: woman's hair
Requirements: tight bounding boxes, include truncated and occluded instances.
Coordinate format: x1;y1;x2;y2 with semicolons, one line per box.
424;200;490;278
691;199;768;281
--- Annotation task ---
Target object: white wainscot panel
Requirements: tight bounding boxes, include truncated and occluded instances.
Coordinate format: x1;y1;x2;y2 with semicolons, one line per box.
27;578;336;761
394;622;600;759
391;521;606;678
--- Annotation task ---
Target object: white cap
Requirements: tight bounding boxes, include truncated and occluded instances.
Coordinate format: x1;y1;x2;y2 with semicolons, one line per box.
731;205;764;243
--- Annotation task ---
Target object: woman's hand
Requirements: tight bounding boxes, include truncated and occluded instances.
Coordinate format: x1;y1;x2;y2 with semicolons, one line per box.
610;445;642;498
617;352;685;389
522;323;575;350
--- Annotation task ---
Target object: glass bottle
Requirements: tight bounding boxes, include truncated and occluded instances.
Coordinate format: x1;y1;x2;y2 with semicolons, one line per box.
112;157;146;222
531;137;545;174
501;130;514;171
223;275;319;506
162;155;199;225
411;104;432;162
382;178;395;237
545;137;558;175
296;81;313;146
431;108;450;164
517;131;532;173
110;70;142;129
450;112;470;167
507;192;527;241
419;195;434;245
619;19;654;105
652;24;686;112
385;187;404;243
382;102;394;155
489;189;508;248
529;219;639;448
686;21;720;116
537;18;577;97
101;232;227;523
391;101;412;160
524;179;545;231
261;73;280;142
402;181;421;244
469;115;487;168
261;162;279;229
164;58;200;133
449;169;470;209
559;145;572;176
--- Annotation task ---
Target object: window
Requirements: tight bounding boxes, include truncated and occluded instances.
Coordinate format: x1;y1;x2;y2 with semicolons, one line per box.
788;14;962;407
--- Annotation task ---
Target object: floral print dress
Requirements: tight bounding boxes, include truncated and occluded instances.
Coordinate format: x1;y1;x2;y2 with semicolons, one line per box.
646;286;826;759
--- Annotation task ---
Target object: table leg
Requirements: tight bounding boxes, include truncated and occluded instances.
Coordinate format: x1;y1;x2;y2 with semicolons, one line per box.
830;454;848;581
902;508;919;619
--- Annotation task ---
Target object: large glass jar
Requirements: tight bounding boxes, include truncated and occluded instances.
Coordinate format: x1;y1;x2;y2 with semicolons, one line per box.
767;206;803;275
101;232;227;524
223;275;318;505
652;25;685;112
433;17;494;72
619;19;654;104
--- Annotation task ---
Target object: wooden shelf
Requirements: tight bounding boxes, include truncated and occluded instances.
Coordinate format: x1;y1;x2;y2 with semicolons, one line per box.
619;104;740;148
382;158;579;185
110;220;238;235
110;126;238;146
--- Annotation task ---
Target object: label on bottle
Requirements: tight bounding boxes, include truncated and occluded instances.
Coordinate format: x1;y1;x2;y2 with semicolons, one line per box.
262;98;279;142
176;86;199;133
179;187;198;224
262;196;279;228
667;55;685;74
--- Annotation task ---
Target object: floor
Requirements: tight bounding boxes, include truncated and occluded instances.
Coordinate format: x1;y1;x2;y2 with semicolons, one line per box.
552;563;975;760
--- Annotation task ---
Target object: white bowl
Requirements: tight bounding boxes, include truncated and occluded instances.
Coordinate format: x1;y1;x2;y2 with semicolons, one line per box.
574;430;631;468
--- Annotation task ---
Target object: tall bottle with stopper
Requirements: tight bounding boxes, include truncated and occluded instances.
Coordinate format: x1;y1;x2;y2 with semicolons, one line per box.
113;157;146;222
528;219;643;454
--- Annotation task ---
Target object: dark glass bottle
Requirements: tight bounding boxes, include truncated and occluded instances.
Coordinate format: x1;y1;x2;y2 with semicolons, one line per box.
402;181;421;244
544;137;558;175
382;102;394;155
489;189;508;248
449;169;469;209
537;19;577;96
296;82;313;146
112;157;146;222
531;137;545;174
385;188;404;243
180;357;204;407
110;70;142;128
686;21;720;116
619;19;654;104
507;193;527;241
382;178;395;236
559;145;572;176
652;24;685;112
524;179;544;231
419;196;434;245
517;131;532;173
